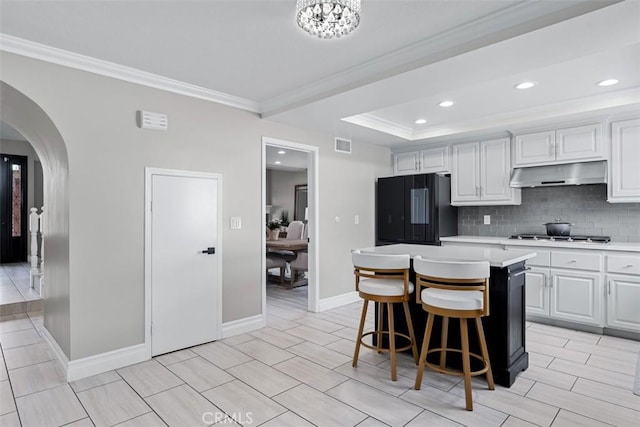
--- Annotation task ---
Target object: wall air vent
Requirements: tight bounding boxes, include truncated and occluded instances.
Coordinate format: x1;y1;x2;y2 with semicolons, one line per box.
137;110;168;131
335;137;352;154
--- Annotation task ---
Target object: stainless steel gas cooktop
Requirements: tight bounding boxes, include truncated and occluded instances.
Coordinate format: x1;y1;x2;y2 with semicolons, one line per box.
509;234;611;243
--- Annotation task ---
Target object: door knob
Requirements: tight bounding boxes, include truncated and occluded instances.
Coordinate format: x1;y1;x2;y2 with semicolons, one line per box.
201;247;215;254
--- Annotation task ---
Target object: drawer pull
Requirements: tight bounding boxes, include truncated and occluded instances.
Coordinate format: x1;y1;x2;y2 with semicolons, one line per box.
569;260;577;263
625;264;634;268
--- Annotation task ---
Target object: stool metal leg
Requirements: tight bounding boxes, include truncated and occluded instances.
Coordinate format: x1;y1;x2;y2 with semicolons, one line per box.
440;316;449;370
353;299;369;367
415;312;434;390
476;317;495;390
460;318;473;411
402;301;419;364
388;302;397;381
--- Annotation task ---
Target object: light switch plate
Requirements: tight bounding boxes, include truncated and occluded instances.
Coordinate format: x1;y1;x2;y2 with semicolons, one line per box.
354;215;360;225
483;215;491;225
230;217;242;229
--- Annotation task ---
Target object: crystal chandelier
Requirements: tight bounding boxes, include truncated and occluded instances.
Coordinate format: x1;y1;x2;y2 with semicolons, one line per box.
296;0;361;39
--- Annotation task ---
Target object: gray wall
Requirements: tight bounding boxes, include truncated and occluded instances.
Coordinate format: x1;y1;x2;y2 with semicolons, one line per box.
1;81;71;357
459;184;640;242
1;51;391;360
268;169;307;221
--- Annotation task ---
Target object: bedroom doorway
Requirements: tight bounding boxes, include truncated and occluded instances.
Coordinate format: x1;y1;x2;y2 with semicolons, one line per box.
262;137;318;315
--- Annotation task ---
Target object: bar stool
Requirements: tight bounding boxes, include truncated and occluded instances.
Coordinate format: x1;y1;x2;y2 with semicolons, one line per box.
352;250;419;381
413;256;494;411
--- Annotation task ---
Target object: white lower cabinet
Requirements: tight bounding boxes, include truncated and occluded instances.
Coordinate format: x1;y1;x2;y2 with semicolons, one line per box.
606;275;640;332
605;251;640;332
453;241;638;334
524;267;549;316
550;270;602;326
511;246;604;327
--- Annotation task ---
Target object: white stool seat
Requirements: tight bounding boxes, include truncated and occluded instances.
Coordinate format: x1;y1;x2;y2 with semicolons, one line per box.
352;250;418;381
421;288;483;311
359;278;415;296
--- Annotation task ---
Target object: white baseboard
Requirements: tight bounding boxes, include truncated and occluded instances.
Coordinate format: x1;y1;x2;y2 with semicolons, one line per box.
42;326;148;382
41;327;69;372
222;314;265;338
67;343;148;382
319;291;360;312
43;315;266;383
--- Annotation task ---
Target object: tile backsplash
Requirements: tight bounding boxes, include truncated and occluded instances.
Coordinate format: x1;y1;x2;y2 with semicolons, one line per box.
458;184;640;242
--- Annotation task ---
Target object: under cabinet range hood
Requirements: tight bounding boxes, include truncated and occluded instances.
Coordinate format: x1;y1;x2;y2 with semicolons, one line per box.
509;161;607;188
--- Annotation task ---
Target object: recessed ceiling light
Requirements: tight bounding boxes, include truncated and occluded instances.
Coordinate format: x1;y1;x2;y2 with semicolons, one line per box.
438;100;454;107
415;119;427;124
274;161;281;165
597;79;619;87
277;150;286;154
515;81;536;90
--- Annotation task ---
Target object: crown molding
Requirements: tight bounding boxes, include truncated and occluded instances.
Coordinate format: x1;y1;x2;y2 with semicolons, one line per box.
344;89;640;143
260;1;615;118
342;113;413;140
0;34;261;113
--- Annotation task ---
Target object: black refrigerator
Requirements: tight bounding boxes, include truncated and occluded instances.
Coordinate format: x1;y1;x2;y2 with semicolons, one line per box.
376;174;457;245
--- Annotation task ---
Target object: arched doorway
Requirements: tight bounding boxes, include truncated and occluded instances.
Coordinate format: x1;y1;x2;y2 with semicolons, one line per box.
0;81;71;358
0;122;44;301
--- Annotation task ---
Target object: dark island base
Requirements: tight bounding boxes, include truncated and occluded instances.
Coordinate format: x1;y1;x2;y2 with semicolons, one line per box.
374;261;529;388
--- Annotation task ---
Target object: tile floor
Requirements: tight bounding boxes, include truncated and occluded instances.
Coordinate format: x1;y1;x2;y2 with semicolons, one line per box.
0;284;639;426
0;263;41;305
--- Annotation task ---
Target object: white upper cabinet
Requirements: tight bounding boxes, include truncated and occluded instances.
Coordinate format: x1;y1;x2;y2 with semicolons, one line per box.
393;151;420;175
556;124;604;161
393;146;450;176
452;138;520;205
608;118;640;203
514;124;604;167
513;131;555;165
481;138;515;201
451;142;480;202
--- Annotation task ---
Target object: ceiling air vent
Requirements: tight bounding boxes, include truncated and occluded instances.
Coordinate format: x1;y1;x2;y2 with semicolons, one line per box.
137;110;168;131
335;137;352;154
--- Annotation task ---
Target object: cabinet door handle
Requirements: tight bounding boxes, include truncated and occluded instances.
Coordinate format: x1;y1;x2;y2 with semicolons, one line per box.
549;142;554;157
607;280;611;295
476;185;480;196
512;267;531;277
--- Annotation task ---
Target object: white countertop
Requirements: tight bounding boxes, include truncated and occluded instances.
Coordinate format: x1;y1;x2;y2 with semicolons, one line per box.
440;236;640;253
357;244;536;268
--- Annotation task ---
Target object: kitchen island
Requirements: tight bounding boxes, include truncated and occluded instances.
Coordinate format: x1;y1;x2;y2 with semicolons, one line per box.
357;244;537;387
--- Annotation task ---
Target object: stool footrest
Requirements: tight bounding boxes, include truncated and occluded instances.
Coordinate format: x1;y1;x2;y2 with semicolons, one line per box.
423;348;490;377
360;330;414;353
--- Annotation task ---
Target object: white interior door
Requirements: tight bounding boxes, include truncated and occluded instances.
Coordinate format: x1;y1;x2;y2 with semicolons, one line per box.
151;172;221;356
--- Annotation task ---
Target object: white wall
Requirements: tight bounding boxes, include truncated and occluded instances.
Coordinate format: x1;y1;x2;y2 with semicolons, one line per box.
0;51;392;360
